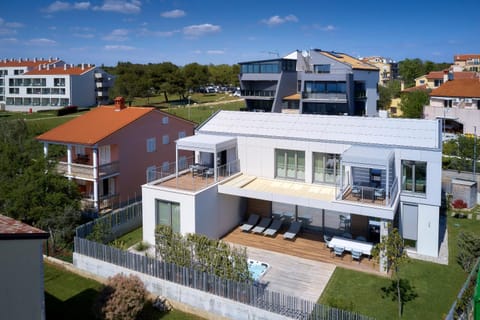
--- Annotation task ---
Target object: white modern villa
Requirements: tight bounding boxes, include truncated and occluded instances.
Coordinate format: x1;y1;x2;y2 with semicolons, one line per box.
142;111;442;260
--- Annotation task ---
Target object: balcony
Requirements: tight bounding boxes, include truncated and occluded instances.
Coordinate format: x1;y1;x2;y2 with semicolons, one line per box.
241;89;275;98
302;92;347;102
56;161;120;179
339;178;398;208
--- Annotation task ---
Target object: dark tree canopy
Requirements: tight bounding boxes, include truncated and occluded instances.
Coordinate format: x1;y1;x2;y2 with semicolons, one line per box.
399;90;430;119
398;58;450;87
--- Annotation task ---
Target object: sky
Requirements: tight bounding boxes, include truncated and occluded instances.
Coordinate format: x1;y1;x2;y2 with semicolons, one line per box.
0;0;479;67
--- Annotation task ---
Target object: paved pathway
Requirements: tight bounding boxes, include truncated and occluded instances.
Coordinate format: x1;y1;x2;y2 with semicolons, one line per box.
246;246;336;302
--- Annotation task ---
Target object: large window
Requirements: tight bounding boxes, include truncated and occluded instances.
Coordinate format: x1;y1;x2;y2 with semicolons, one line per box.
314;64;330;73
146;137;156;152
402;160;426;193
313;152;340;184
155;200;180;233
275;149;305;180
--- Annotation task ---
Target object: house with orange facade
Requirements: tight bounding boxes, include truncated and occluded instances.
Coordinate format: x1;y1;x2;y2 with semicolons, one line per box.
37;97;195;211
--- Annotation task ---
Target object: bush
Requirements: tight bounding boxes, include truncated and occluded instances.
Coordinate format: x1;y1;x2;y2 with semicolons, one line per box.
94;273;147;320
134;241;150;251
457;231;480;271
57;105;78;116
452;199;468;209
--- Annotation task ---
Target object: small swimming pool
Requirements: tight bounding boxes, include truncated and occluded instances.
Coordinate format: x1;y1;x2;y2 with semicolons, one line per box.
248;259;269;281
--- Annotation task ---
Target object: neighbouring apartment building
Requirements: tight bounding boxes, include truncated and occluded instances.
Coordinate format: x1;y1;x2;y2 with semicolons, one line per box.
37;97;195;211
238;49;379;116
360;56;399;86
424;75;480;135
0;57;115;112
142;110;442;261
453;54;480;72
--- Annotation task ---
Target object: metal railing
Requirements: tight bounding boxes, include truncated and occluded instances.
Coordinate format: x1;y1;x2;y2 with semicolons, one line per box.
74;207;374;320
56;160;120;179
302;92;347;101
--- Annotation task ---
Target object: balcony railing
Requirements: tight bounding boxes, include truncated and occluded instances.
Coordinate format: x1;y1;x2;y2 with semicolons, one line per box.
240;90;275;97
56;161;120;179
302;92;347;101
339;177;398;208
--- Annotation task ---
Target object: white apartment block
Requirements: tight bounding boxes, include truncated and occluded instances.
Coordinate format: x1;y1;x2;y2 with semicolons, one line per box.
0;57;114;112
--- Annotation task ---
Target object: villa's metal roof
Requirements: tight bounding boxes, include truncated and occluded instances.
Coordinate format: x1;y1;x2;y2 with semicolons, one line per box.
197;111;441;150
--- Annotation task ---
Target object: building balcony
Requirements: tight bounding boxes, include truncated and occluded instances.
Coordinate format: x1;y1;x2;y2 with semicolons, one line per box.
302;92;347;102
241;90;275;98
56;160;120;180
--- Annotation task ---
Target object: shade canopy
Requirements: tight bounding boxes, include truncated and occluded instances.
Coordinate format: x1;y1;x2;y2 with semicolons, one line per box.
176;134;237;153
341;145;394;169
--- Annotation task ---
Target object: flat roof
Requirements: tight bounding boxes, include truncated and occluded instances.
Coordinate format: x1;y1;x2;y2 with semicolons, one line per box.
198;111;441;150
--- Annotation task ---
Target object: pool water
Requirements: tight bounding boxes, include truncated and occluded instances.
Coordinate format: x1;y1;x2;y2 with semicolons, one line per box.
248;259;269;281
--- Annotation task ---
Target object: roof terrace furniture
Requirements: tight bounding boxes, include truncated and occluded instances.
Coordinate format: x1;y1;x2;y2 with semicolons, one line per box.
283;221;302;240
323;234;332;248
328;236;374;256
333;246;345;259
374;188;385;201
263;218;282;237
251;217;272;234
351;250;362;263
240;214;260;232
351;185;361;199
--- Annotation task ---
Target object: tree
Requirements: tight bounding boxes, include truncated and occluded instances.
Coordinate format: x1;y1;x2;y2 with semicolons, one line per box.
377;80;401;110
399;90;429;119
0;120;82;251
372;227;410;318
94;273;147;320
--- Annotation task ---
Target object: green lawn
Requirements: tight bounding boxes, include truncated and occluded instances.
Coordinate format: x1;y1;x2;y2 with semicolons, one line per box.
164;101;244;124
114;227;143;248
319;216;476;319
44;262;204;319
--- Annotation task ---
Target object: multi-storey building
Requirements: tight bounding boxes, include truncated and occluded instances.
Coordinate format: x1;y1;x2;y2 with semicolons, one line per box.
360;56;399;86
0;57;114;112
424;76;480;135
142;110;442;263
37;97;195;211
454;54;480;72
415;70;477;89
238;49;379;116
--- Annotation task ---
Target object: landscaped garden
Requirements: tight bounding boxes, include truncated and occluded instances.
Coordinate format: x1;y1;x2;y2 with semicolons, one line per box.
319;214;479;319
44;262;204;320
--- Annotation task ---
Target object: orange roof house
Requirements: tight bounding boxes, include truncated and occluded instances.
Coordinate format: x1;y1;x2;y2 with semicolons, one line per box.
37;97;196;212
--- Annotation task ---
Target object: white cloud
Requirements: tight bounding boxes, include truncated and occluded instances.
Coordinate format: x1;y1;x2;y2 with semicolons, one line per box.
322;25;335;31
261;14;298;26
139;28;179;37
104;44;135;51
5;22;24;28
207;50;224;55
161;9;185;18
0;28;16;35
103;28;129;41
26;38;58;46
0;38;19;44
183;24;221;37
73;33;95;38
43;1;90;13
93;0;141;14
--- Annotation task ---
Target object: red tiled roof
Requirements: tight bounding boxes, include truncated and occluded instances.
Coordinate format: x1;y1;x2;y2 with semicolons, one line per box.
455;54;480;61
36;105;155;145
0;58;61;68
426;71;476;80
402;84;429;93
430;79;480;98
25;65;95;76
0;215;49;240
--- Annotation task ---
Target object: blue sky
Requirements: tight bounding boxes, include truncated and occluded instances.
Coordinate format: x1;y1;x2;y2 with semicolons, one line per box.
1;0;479;67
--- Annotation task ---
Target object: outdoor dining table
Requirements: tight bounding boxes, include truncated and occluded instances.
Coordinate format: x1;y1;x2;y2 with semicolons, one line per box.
190;164;207;176
328;236;374;256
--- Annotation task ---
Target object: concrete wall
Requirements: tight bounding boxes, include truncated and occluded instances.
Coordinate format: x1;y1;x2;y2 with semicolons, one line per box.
424;104;480;135
352;69;379;117
0;239;45;320
70;71;96;107
74;253;291;320
416;203;440;256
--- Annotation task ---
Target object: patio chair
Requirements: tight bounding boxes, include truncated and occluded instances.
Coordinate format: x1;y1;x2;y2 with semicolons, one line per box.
323;234;332;249
263;218;282;237
333;246;345;259
283;221;302;240
351;250;362;263
240;214;260;232
351;185;361;199
251;217;272;234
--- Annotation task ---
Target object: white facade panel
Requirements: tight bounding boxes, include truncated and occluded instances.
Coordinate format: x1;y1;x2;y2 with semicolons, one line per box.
416;204;440;257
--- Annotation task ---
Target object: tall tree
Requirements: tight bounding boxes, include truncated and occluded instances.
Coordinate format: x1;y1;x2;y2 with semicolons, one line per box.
399;90;429;119
372;227;410;318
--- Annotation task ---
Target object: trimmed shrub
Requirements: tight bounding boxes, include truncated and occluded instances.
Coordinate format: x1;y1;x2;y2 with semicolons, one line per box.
57;105;78;116
94;273;147;320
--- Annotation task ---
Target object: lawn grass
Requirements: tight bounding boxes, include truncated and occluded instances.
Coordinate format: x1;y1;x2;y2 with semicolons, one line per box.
164;101;244;124
114;227;143;248
319;216;476;319
133;92;239;107
44;262;204;319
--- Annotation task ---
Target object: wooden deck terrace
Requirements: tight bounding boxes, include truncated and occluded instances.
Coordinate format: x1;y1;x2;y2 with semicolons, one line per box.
153;170;220;192
221;225;384;276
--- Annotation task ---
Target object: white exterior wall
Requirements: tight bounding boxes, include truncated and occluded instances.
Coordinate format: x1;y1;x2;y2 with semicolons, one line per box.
424;104;480;135
353;69;379;117
416;204;440;256
0;239;45;320
142;183;244;245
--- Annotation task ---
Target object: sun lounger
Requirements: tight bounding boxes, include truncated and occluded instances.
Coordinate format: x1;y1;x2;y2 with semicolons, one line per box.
240;214;260;232
251;217;272;234
263;218;282;237
283;221;302;240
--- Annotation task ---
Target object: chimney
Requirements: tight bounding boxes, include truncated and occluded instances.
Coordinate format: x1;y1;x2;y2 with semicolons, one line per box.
64;64;67;70
81;63;85;71
400;80;405;91
114;97;126;111
443;70;449;83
